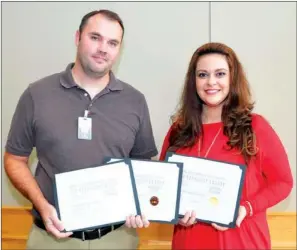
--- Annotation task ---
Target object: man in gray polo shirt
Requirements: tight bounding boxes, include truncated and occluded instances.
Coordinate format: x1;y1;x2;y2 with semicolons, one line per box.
4;9;157;249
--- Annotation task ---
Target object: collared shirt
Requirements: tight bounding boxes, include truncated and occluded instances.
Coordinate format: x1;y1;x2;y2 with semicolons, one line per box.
6;63;158;218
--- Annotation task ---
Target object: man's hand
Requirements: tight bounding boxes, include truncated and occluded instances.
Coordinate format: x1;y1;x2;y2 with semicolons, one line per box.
125;215;150;228
40;202;73;239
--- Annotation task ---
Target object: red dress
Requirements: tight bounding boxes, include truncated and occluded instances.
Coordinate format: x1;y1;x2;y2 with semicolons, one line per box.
159;114;293;250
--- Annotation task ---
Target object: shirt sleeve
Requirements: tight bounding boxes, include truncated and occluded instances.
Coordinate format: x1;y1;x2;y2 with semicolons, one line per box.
129;95;158;159
248;114;293;214
5;86;35;157
159;125;175;161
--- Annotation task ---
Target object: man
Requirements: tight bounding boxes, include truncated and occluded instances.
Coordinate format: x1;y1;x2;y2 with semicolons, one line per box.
4;9;158;249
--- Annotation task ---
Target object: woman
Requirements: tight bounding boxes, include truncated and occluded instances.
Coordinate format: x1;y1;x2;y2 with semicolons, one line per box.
159;42;293;249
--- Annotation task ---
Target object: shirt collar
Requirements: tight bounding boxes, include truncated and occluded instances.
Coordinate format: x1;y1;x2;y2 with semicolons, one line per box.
60;63;123;91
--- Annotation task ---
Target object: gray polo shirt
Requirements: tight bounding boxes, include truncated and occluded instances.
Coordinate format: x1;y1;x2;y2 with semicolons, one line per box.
6;63;158;218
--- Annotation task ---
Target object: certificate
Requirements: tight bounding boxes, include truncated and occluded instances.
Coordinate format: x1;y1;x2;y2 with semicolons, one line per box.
165;152;246;228
53;160;140;232
105;157;183;224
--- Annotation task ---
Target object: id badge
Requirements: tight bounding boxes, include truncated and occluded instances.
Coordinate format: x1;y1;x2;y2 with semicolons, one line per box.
78;117;92;140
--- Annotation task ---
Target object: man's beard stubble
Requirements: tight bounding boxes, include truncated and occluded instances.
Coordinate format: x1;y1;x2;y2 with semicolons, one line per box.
79;53;110;79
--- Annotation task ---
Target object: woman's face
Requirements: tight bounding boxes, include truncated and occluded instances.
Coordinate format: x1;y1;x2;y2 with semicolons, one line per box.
195;53;230;108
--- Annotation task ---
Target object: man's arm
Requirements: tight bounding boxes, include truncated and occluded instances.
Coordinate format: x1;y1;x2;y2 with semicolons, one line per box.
4;85;72;238
4;87;50;213
4;152;48;212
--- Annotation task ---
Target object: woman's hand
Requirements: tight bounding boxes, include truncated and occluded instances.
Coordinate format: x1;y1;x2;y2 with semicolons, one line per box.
178;211;197;227
211;205;247;231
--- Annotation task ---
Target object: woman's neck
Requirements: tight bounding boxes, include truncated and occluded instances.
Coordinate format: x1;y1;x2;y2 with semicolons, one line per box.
202;105;223;124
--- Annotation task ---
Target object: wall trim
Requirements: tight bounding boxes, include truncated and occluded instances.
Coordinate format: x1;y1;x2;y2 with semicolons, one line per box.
2;206;296;250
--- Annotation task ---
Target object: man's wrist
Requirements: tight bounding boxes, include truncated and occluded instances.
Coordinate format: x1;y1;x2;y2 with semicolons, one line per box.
32;195;49;214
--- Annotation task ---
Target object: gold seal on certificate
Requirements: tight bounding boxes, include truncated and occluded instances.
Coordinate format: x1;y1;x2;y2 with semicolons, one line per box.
150;196;159;206
209;196;219;206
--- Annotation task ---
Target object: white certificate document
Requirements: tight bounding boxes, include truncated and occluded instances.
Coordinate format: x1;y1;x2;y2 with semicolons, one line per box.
54;160;139;232
106;158;183;223
166;152;245;228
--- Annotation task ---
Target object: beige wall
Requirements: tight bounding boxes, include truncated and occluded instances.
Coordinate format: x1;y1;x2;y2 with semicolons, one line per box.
2;2;296;211
211;2;296;211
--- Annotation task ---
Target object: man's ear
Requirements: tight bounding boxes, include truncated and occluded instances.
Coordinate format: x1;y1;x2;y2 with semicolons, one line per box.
75;30;80;46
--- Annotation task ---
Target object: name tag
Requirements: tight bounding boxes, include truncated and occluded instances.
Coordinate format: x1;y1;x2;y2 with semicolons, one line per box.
78;116;92;140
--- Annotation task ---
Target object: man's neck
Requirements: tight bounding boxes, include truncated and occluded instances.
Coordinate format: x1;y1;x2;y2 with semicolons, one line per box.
71;63;110;99
202;105;223;124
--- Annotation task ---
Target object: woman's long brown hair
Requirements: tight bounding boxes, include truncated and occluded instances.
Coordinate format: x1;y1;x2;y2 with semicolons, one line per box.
168;43;258;164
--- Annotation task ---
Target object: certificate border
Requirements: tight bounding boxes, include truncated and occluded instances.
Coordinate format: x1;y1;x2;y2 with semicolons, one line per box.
104;157;183;224
165;152;246;228
53;159;141;232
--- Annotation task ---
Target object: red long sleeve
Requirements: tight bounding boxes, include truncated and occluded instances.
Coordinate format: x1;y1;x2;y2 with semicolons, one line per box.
248;114;294;214
159;125;173;161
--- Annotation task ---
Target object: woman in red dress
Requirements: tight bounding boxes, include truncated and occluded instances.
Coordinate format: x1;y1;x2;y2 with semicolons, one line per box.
159;42;293;250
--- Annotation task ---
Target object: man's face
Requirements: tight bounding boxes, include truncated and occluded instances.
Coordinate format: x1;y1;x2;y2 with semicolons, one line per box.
75;14;123;78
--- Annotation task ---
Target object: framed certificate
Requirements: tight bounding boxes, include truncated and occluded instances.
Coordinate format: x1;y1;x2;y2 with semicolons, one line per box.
53;160;140;232
165;152;246;228
105;157;183;224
